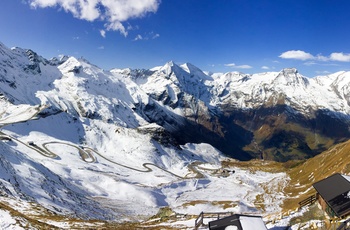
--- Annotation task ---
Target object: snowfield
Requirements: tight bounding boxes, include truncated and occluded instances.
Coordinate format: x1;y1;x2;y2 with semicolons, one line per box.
0;209;25;230
160;168;287;215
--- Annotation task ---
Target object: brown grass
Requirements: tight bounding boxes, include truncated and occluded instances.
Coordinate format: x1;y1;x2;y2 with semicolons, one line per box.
222;159;286;173
181;200;237;210
0;201;59;229
283;140;350;211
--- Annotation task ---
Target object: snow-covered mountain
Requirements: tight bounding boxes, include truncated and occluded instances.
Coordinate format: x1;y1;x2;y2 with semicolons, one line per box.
130;59;350;161
0;42;350;228
2;42;350;161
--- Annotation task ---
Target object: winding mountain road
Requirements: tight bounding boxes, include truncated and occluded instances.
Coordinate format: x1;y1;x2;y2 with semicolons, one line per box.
0;105;207;180
1;131;204;179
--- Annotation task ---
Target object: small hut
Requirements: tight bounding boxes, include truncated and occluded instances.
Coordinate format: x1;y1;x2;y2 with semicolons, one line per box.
313;173;350;218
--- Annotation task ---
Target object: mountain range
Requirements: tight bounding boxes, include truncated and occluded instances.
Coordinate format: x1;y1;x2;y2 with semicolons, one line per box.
3;42;350;161
1;42;350;228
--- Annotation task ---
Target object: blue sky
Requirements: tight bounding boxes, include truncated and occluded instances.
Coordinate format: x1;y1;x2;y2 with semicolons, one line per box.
1;0;350;77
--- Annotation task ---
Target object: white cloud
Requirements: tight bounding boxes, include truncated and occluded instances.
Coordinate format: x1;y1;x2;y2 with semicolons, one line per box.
236;64;252;69
261;66;269;70
224;63;236;67
303;61;317;66
330;52;350;62
279;50;350;63
315;70;331;75
224;63;252;69
133;31;160;41
315;54;329;61
279;50;314;60
152;33;160;39
28;0;161;36
133;34;143;41
106;20;127;36
100;30;106;38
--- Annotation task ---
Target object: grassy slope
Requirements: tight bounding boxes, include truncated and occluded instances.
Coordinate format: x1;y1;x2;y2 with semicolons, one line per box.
283;139;350;211
241;112;336;162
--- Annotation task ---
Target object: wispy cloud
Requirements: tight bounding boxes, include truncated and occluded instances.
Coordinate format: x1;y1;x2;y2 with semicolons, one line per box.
152;33;160;39
133;32;160;41
100;30;106;38
261;66;270;70
98;46;104;50
315;70;331;75
224;63;252;69
279;50;350;62
28;0;161;37
304;61;340;67
303;61;317;66
133;34;143;41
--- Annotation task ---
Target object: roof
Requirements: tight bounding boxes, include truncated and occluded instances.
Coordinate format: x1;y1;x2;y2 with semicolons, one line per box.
209;214;267;230
313;173;350;217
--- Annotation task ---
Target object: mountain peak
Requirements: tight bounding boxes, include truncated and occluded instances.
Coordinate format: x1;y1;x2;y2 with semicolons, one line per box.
180;62;211;80
180;62;198;72
58;56;83;74
49;55;70;66
281;67;298;75
163;60;177;69
157;61;182;76
166;60;176;66
274;67;309;87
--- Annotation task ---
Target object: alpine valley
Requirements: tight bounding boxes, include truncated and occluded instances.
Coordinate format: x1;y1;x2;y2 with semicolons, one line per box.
1;42;350;229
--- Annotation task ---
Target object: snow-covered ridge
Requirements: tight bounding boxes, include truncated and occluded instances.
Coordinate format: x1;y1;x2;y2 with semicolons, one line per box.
125;60;350;117
208;67;350;114
1;42;350;119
